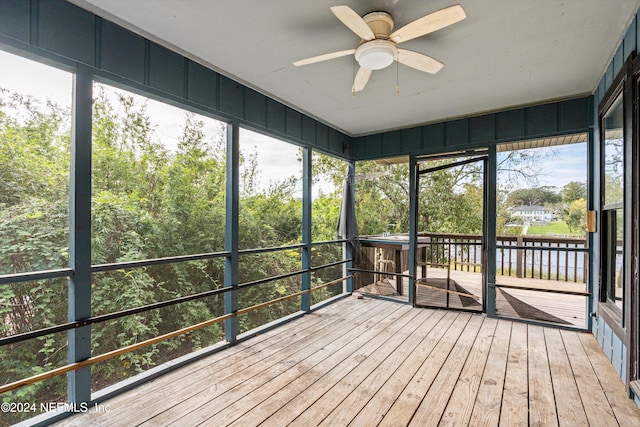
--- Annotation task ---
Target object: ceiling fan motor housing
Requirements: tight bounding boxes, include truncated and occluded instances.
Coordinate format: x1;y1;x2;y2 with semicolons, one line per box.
362;11;394;38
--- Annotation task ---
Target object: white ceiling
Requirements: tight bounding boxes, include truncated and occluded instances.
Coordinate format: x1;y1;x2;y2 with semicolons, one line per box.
69;0;639;137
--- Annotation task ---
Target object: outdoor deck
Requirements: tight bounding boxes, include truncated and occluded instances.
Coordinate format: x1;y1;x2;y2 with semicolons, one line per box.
359;267;587;328
54;296;640;426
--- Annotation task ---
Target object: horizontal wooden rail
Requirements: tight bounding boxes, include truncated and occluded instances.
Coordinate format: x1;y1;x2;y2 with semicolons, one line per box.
454;261;482;267
0;275;353;395
495;245;588;253
417;262;449;268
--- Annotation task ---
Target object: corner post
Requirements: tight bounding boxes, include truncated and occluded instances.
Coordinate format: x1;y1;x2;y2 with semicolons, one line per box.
68;64;93;404
344;161;356;293
486;146;497;316
225;122;239;342
408;155;418;305
301;147;312;312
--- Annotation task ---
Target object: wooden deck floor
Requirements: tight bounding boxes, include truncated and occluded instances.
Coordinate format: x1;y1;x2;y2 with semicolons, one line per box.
54;297;640;427
359;267;587;328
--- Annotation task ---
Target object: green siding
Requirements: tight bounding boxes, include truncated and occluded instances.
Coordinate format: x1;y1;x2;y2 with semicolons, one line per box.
0;0;29;42
445;118;468;147
422;122;444;150
267;98;286;134
401;127;421;152
470;114;495;144
99;20;145;83
149;43;185;97
526;103;557;135
38;0;95;65
316;123;329;151
244;88;267;127
354;97;591;160
497;108;526;141
187;60;219;110
302;115;316;144
219;74;244;118
285;107;302;140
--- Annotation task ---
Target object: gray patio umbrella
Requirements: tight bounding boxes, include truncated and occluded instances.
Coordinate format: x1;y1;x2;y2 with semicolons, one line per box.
336;168;358;242
336;168;361;268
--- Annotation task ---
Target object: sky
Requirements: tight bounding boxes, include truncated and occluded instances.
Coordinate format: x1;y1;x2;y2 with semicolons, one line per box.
1;49;586;194
497;143;588;190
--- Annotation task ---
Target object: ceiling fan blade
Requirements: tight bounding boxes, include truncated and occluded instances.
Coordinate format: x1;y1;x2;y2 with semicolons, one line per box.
390;4;466;44
293;49;356;66
353;67;372;92
330;5;375;41
397;49;444;74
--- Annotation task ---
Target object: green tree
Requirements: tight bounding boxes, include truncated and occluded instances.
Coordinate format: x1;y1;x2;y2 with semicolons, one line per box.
505;186;561;207
0;83;346;423
564;198;587;233
0;90;70;423
562;181;586;204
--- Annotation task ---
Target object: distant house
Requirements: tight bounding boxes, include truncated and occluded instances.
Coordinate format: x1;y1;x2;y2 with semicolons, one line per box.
510;205;555;222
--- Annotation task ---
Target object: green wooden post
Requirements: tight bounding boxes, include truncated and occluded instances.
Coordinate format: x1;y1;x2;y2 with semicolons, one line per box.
486;146;497;316
224;123;239;343
345;162;356;293
408;155;417;305
68;64;93;404
301;148;312;312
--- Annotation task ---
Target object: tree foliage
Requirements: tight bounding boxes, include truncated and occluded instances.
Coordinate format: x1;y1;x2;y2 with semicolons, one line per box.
504;186;562;207
563;198;587;233
562;181;587;205
0;85;339;423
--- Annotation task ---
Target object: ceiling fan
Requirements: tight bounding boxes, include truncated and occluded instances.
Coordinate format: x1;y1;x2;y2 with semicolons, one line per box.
293;4;466;93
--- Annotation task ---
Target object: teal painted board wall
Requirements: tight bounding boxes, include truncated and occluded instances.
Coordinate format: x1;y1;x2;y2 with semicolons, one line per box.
99;20;146;83
38;0;95;66
593;318;627;382
0;1;30;43
354;96;591;160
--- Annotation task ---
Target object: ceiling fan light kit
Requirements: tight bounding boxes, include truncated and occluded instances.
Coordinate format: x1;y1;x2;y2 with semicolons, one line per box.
355;40;396;70
293;4;467;93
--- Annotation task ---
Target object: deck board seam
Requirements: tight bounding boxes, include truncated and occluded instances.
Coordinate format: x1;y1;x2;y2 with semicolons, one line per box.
437;316;499;426
402;313;472;426
245;307;435;426
313;308;442;426
190;303;418;426
147;299;399;426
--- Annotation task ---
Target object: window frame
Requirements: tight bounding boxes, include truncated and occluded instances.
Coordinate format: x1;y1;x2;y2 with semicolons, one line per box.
597;57;632;343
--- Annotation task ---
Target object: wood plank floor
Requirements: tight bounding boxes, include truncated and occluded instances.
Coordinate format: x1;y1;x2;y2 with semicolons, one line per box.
359;267;587;328
54;296;640;427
